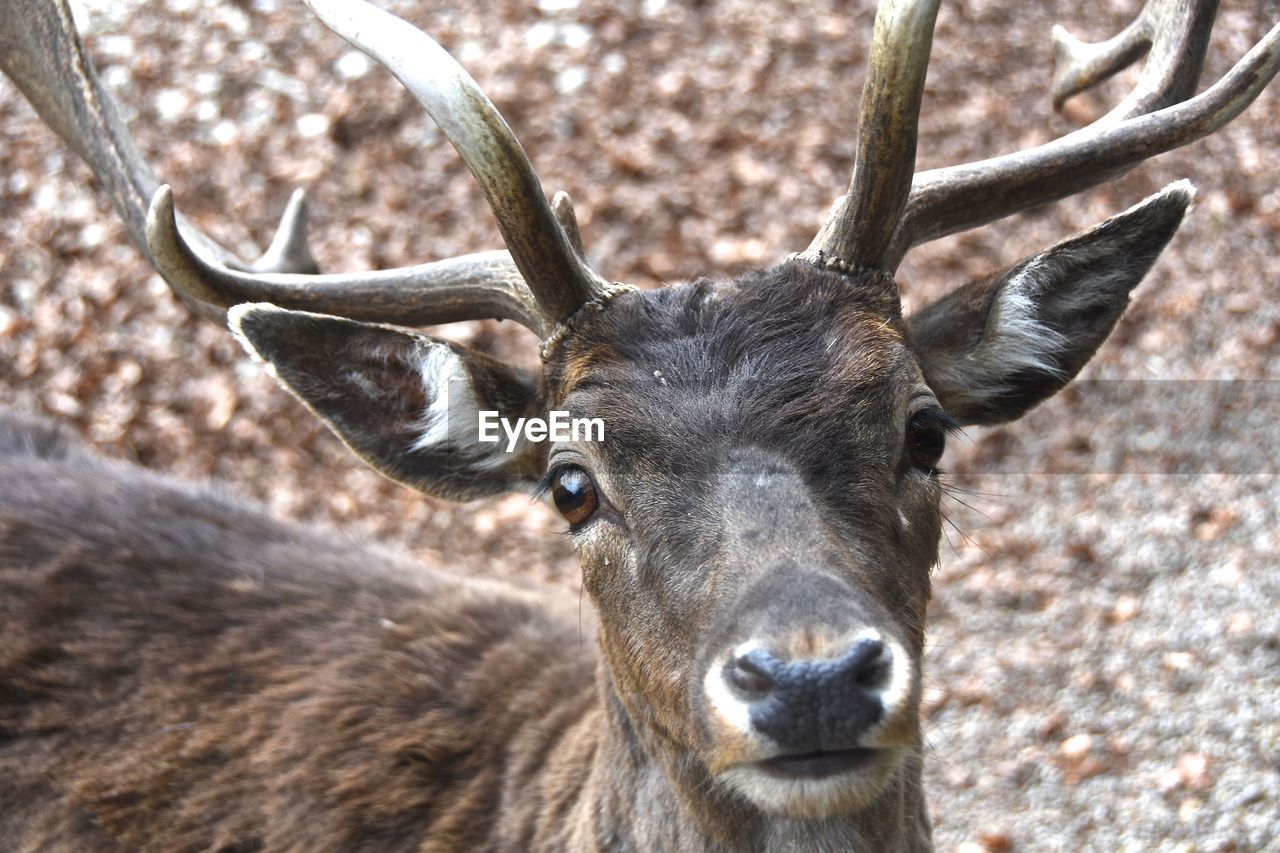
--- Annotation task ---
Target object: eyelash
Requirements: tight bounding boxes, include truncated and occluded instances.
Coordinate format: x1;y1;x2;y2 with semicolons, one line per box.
913;406;961;435
532;466;562;502
906;406;959;477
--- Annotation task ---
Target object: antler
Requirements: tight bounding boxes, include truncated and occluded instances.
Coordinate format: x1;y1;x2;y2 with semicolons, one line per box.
1050;0;1218;118
0;0;615;338
803;0;1280;275
797;0;941;274
301;0;614;325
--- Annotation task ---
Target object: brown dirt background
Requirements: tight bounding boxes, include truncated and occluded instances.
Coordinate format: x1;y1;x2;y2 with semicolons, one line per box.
2;0;1278;848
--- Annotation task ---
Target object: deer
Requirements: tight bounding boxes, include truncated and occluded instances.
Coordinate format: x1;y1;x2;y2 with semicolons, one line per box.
1;0;1276;848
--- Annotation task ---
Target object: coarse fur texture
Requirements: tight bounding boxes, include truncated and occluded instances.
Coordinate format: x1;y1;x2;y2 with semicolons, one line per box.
0;410;601;851
1;184;1190;848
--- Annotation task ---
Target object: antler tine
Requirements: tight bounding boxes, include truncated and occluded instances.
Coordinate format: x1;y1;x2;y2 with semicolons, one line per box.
248;189;321;275
0;0;555;336
0;0;320;280
798;0;941;276
1050;15;1153;111
303;0;615;326
1051;0;1218;119
883;1;1278;270
146;186;547;333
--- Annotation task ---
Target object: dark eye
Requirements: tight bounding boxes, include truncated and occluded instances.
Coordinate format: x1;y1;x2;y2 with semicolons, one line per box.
551;466;599;526
906;411;947;473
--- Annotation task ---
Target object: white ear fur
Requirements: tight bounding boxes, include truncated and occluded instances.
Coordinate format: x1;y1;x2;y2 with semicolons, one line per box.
406;344;507;471
408;342;475;452
910;181;1196;425
233;303;478;456
228;303;538;499
924;282;1069;411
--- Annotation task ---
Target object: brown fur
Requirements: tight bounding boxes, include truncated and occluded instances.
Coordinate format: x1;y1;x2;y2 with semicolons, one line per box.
0;406;929;850
0;411;602;851
0;176;1193;849
0;0;1206;835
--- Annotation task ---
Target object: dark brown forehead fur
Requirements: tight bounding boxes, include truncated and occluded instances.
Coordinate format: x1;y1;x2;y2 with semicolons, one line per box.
548;260;917;524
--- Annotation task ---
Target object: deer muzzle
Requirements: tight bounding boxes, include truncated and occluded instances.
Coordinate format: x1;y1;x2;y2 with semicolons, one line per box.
700;621;918;817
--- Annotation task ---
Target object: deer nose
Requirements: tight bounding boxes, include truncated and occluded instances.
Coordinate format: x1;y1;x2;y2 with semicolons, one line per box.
723;639;889;752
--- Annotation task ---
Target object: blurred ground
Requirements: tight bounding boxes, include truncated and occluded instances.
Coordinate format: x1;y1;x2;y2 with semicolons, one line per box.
1;0;1278;849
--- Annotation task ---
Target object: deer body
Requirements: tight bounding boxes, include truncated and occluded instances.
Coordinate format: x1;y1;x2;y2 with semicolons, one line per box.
1;0;1276;849
0;408;928;851
1;267;942;852
0;411;593;850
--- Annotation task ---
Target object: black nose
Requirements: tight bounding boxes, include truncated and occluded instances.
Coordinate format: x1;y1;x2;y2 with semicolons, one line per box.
723;639;889;752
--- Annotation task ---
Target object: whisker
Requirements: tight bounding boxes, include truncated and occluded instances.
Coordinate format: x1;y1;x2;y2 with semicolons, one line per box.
941;491;993;521
940;481;1008;500
578;580;586;654
940;511;989;560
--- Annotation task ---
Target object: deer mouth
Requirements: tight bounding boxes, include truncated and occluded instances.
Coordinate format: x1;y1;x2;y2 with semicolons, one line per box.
758;747;881;780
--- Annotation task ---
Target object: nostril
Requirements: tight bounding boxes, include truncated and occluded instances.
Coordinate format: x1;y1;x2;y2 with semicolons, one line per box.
726;650;776;696
729;640;891;753
847;639;889;689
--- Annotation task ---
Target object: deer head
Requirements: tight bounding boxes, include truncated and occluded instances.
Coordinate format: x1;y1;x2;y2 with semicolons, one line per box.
3;0;1275;832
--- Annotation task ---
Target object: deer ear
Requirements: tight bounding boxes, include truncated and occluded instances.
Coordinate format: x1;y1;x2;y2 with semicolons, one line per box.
906;181;1194;425
230;305;544;501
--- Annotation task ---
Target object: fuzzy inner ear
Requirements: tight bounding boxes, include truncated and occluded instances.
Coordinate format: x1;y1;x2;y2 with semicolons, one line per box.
230;305;543;501
907;181;1194;425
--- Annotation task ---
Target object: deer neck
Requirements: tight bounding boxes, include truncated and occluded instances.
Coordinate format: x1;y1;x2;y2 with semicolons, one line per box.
557;664;932;852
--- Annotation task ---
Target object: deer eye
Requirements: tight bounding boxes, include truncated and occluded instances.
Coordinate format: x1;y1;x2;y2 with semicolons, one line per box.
905;410;948;473
551;466;599;526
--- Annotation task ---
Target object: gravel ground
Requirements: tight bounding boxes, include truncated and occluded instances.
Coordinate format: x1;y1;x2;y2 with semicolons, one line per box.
2;0;1278;849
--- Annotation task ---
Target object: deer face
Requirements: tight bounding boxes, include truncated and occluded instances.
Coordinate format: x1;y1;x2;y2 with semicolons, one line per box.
232;182;1192;822
547;265;941;817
